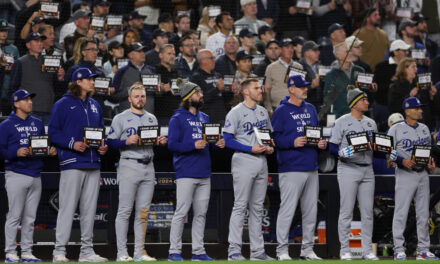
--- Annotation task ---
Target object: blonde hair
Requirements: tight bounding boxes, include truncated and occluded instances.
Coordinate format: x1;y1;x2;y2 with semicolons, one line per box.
72;37;88;64
128;82;146;97
392;57;416;81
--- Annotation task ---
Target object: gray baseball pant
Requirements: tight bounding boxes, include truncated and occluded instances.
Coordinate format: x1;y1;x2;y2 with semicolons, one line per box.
4;171;41;255
228;153;268;258
115;159;155;259
276;171;318;257
337;163;374;256
53;169;100;258
169;177;210;255
393;169;430;253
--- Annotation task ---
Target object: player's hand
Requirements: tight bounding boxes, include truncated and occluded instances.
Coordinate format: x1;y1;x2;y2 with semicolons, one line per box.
265;146;274;154
17;147;30;157
49;146;57;156
389;149;398;162
338;146;354;158
73;141;89;152
195;140;208;149
215;138;225;148
428;158;436;171
402;158;416;169
158;136;167;146
317;139;327;150
294;136;307;148
252;144;266;154
98;145;108;155
410;87;419;97
126;135;139;145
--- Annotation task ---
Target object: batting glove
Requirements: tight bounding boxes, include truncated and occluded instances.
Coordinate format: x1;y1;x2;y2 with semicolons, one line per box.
389;149;398;161
338;146;354;158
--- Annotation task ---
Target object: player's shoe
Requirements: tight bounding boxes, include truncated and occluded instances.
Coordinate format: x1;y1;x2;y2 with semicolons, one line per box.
21;254;42;262
250;253;274;261
117;255;134;262
78;254;108;262
277;253;292;261
134;254;156;262
5;254;20;263
227;253;246;261
340;252;353;260
191;254;213;261
416;251;439;260
168;253;183;261
394;252;407;260
52;254;69;263
362;253;379;260
300;252;322;260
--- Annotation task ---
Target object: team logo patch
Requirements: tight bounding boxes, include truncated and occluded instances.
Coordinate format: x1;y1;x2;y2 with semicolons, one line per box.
77;72;82;78
405;102;409;108
260;111;264;116
367;122;372;127
149;117;153;123
14;96;17;101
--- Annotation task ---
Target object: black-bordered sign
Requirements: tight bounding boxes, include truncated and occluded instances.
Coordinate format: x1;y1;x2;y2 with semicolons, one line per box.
90;16;105;32
304;125;322;146
40;2;59;19
203;123;221;143
254;127;274;147
42;55;61;72
346;132;370;152
94;77;112;95
138;126;159;146
106;15;123;31
29;135;50;156
355;73;374;91
372;133;393;153
142;74;161;92
83;127;104;148
417;73;432;90
412;145;431;166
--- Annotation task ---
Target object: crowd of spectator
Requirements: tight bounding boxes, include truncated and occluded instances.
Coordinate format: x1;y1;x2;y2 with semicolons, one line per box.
1;0;440;133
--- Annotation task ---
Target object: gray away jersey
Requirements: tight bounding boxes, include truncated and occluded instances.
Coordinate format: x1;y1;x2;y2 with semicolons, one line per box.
329;113;377;164
387;121;431;160
108;109;158;159
223;103;272;147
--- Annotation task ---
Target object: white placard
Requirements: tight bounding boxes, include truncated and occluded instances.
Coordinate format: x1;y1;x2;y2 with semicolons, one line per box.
44;57;61;67
117;59;129;68
160;127;169;136
415;148;430;158
350;135;368;145
41;2;59;13
306;129;321;138
357;74;373;84
141;130;158;138
375;137;391;147
418;74;431;83
95;79;110;88
95;57;103;67
92;17;105;28
107;15;123;25
251;55;265;65
31;139;48;148
85;130;103;140
205;126;220;135
326;114;335;127
296;0;311;8
142;76;159;85
208;6;221;17
411;49;426;59
5;54;14;64
318;66;331;76
223;75;234;85
289;68;306;78
396;8;412;18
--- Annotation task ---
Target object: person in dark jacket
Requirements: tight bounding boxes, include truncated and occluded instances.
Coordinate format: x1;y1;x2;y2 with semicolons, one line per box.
215;36;239;77
255;39;280;77
173;34;199;79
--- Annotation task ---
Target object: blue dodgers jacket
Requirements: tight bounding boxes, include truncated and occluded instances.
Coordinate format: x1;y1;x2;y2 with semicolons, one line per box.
48;93;104;170
0;112;44;177
168;107;211;179
271;96;319;172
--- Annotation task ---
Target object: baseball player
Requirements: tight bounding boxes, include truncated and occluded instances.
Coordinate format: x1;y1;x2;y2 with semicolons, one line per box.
167;79;225;261
49;68;108;262
223;78;274;261
329;86;379;260
388;97;438;260
107;83;167;262
0;89;56;262
271;75;327;260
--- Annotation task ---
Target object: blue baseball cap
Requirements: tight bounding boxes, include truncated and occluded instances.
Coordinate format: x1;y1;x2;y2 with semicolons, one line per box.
72;68;97;82
287;74;310;88
402;97;425;110
11;89;36;103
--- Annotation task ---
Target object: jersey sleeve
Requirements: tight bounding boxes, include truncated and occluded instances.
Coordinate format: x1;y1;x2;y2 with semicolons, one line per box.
329;119;343;145
222;109;238;135
107;115;123;140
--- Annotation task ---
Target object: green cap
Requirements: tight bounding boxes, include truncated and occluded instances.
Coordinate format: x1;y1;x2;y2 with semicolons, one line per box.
0;19;9;30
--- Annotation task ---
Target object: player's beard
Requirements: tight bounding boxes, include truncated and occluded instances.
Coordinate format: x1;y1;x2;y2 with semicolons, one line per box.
133;102;145;110
191;99;204;109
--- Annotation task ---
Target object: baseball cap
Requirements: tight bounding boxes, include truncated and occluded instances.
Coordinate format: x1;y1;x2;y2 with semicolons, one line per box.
390;39;411;52
398;19;416;33
152;28;168;39
31;16;45;26
347;85;367;108
258;25;273;36
92;0;110;8
239;28;256;38
126;42;146;53
388;113;404;127
280;38;294;47
292;36;305;46
72;9;90;20
108;41;122;51
127;11;147;21
11;89;36;103
25;32;47;43
287;75;310;88
345;36;364;48
302;40;320;54
240;0;256;6
0;19;9;30
328;23;344;36
72;68;97;82
412;13;427;24
265;39;280;49
236;50;254;61
402;97;425;110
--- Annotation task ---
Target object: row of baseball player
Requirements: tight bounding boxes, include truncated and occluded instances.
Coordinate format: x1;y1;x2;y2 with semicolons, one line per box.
0;67;438;262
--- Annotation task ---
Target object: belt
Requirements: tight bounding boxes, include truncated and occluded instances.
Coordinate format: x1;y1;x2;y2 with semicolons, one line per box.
123;157;152;165
236;151;264;156
340;159;370;167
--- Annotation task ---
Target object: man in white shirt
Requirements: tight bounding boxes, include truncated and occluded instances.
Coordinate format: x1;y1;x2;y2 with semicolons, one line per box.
206;12;234;58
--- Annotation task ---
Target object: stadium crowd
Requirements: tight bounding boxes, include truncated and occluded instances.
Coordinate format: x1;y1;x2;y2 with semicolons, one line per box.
2;0;440;262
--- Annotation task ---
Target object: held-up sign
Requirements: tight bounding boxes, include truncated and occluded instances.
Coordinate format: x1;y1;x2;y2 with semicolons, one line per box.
83;127;105;148
254;127;274;147
42;55;61;72
412;145;431;166
251;54;265;66
296;0;313;15
40;2;59;19
223;75;235;92
90;16;105;32
318;65;331;80
411;49;426;65
285;66;307;83
142;74;160;92
29;135;50;156
372;133;393;153
160;126;169;137
4;54;14;70
203;123;221;143
95;56;103;68
138;126;159;146
171;79;180;95
208;6;221;17
106;15;123;31
304;126;322;146
396;7;412;18
417;73;431;90
355;73;374;91
117;58;129;69
94;77;112;95
346;132;371;153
